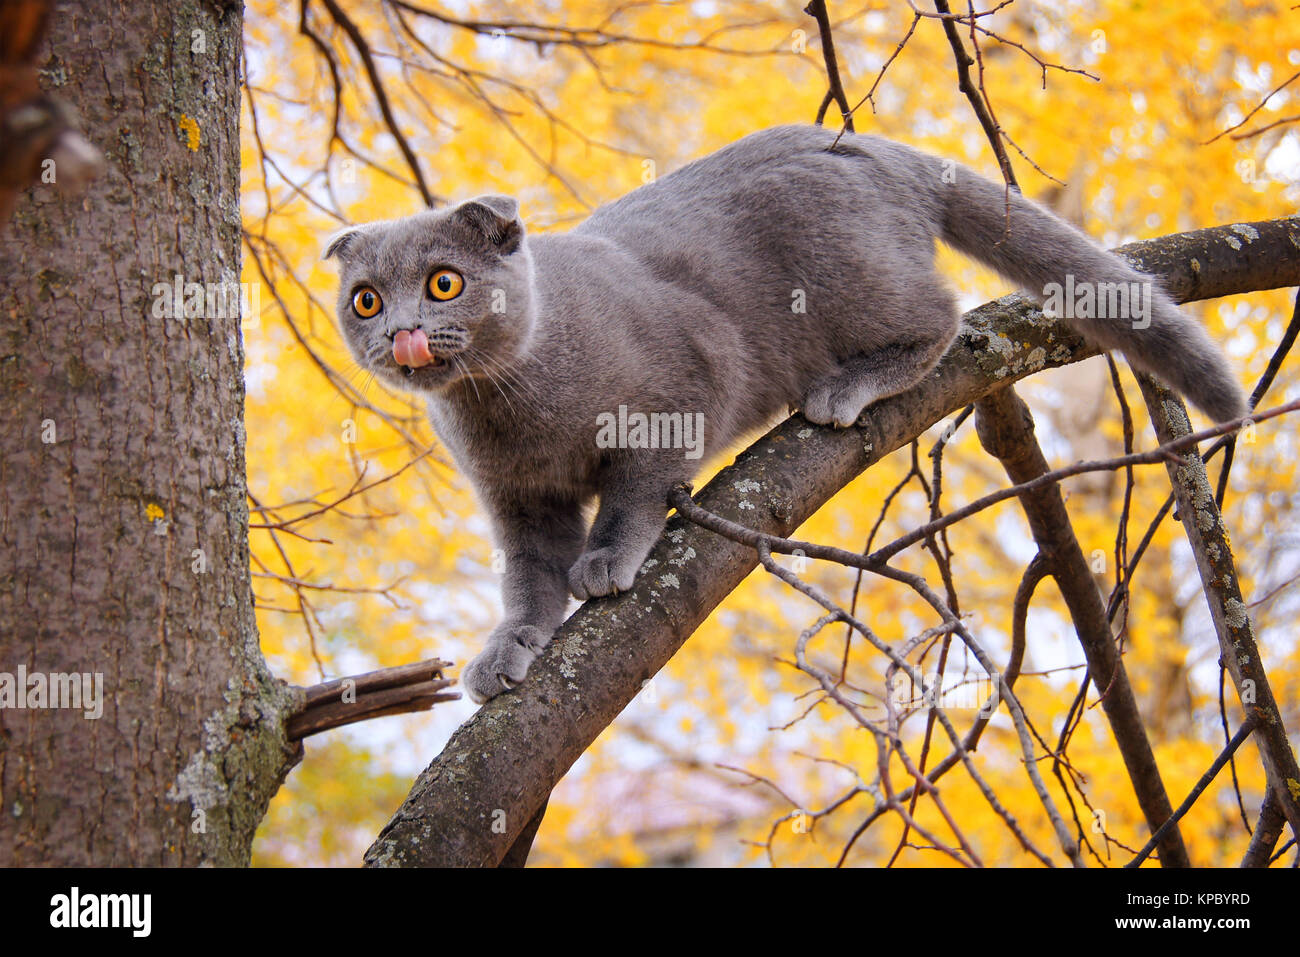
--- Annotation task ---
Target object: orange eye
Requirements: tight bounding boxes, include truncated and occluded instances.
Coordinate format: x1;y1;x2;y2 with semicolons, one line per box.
352;286;382;318
428;269;464;301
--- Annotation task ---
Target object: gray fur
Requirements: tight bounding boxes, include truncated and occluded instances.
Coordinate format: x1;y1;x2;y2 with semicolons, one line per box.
325;124;1245;703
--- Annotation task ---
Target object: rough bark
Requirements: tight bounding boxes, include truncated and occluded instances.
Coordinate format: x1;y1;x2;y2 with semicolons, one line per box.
0;0;300;865
365;217;1300;867
1136;375;1300;838
1241;789;1287;867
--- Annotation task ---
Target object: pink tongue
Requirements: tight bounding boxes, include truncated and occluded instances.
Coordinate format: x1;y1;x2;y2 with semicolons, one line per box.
393;329;433;368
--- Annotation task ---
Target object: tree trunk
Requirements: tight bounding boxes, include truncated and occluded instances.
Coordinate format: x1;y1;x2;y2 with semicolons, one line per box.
0;0;300;866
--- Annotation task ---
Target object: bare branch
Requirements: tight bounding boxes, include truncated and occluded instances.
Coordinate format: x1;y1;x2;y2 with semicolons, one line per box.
1242;789;1288;867
929;0;1018;192
313;0;438;206
974;384;1190;867
1203;70;1300;144
288;659;460;739
1125;715;1259;869
804;0;855;132
1136;374;1300;839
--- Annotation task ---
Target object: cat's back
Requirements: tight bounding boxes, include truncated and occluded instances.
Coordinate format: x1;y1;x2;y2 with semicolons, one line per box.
558;125;941;347
574;125;934;243
576;126;828;240
568;126;942;287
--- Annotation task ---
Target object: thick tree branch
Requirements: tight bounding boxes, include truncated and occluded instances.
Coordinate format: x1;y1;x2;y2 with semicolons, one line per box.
1241;789;1288;867
1136;374;1300;839
365;217;1300;867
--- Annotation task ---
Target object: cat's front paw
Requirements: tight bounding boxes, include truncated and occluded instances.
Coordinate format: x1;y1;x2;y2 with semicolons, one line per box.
462;624;550;704
568;547;641;600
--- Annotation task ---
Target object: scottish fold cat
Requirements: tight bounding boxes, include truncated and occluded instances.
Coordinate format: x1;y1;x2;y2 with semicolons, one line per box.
325;125;1245;703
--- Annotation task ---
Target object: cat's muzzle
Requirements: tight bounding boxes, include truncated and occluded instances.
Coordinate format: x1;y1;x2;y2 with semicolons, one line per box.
392;327;466;377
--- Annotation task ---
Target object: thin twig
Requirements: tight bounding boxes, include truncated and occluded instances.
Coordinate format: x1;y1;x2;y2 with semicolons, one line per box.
804;0;855;132
1125;715;1259;868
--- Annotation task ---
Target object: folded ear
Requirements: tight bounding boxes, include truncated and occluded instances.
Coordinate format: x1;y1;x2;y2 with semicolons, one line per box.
452;195;523;253
322;226;363;261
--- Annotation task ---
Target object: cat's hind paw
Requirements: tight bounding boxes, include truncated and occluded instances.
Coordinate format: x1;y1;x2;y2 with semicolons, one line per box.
801;378;875;429
462;624;550;704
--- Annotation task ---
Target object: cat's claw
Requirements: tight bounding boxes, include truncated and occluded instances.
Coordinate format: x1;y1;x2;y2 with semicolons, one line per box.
462;624;550;703
569;547;639;600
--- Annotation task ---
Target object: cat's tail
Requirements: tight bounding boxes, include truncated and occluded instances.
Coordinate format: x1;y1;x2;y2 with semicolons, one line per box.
932;161;1246;423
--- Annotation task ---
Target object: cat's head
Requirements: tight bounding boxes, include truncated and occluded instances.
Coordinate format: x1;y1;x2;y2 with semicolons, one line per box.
324;195;535;395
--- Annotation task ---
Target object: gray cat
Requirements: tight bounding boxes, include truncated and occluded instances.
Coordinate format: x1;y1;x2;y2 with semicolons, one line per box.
324;124;1245;704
